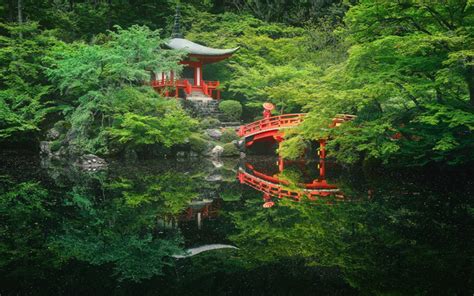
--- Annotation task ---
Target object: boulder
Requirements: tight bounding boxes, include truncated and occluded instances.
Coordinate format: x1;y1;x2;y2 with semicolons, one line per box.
236;139;245;150
77;154;107;168
46;128;60;141
206;174;223;182
210;145;224;158
212;160;223;168
206;129;222;140
176;151;186;158
40;141;52;156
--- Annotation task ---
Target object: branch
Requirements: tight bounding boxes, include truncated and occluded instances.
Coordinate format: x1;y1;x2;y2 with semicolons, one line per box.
422;5;455;31
394;81;420;107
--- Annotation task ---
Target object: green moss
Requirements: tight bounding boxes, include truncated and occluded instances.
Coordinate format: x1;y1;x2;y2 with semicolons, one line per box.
50;140;62;152
199;117;221;129
222;143;239;157
189;134;209;153
220;128;240;143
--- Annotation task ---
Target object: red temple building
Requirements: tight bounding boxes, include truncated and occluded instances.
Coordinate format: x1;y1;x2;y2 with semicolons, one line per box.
151;6;239;102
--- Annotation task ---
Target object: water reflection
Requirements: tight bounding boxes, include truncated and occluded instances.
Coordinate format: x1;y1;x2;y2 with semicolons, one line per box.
238;158;343;207
0;152;472;295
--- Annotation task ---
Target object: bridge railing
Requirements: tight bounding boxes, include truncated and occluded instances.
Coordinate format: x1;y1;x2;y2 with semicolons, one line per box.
237;169;339;201
238;113;306;138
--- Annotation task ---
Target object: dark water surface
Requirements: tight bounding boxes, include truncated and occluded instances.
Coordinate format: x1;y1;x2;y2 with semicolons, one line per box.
0;151;473;295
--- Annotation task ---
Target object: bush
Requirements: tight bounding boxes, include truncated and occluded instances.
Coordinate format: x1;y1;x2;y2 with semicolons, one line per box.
220;128;239;143
188;134;209;153
222;142;239;157
199;117;221;129
219;100;242;121
50;140;62;152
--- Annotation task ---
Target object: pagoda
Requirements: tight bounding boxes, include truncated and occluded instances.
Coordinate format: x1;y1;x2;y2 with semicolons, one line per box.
151;6;239;102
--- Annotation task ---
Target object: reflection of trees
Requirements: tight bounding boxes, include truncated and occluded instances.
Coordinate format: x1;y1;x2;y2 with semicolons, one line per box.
49;164;211;281
231;178;474;295
1;158;230;284
0;180;60;284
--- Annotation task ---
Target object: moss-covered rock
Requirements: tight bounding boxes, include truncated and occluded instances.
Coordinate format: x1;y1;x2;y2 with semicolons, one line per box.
50;140;63;152
199;117;221;129
189;134;210;154
221;128;240;143
222;142;239;157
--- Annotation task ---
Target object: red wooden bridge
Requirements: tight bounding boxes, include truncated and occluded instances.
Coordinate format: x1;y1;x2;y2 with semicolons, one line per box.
237;113;356;147
237;162;342;202
237;114;305;147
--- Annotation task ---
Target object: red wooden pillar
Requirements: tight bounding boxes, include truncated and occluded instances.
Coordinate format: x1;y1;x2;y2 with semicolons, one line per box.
217;89;221;100
193;65;197;86
198;63;203;86
319;158;326;179
278;156;284;172
319;139;326;159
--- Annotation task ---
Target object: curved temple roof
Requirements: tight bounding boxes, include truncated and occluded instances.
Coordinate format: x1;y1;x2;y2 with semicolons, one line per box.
167;38;239;57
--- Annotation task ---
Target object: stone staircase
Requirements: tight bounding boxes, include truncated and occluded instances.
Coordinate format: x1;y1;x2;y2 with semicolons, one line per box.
184;91;221;118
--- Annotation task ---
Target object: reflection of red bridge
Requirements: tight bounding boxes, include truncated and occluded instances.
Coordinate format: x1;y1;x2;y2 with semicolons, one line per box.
238;113;356;148
237;162;341;202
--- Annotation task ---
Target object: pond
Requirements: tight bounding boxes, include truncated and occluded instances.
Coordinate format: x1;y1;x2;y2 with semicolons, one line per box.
0;151;473;295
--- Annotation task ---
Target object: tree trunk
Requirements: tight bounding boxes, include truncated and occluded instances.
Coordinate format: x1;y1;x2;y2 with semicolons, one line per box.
17;0;23;38
468;65;474;107
8;0;14;21
17;0;22;24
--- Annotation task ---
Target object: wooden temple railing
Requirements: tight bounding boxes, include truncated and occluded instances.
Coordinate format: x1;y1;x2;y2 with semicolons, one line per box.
151;79;221;99
238;113;306;138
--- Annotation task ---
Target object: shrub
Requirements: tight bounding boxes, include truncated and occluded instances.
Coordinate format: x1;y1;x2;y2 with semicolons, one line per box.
50;140;62;152
199;117;221;129
222;142;239;157
219;100;242;121
188;134;209;153
220;128;239;143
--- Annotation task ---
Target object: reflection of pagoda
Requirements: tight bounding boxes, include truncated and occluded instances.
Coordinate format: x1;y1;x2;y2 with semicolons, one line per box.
157;197;222;232
179;198;222;229
151;6;239;102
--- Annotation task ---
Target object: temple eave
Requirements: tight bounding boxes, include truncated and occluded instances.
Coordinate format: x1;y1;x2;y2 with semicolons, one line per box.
166;38;239;58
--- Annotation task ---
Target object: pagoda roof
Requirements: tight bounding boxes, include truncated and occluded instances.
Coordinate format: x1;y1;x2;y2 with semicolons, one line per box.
167;38;239;57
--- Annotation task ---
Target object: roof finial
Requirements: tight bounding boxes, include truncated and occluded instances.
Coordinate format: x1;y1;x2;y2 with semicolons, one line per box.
171;3;183;38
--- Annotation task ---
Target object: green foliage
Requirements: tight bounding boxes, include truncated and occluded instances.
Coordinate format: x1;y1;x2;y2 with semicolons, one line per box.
0;22;58;141
222;142;239;157
199;117;221;129
108;105;196;148
188;133;209;153
50;140;62;152
281;0;474;166
220;128;239;143
44;163;206;282
47;26;195;156
218;100;242;121
185;11;348;118
0;180;57;273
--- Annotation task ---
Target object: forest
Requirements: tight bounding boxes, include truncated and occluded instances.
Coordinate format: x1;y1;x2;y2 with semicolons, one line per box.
1;0;473;165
